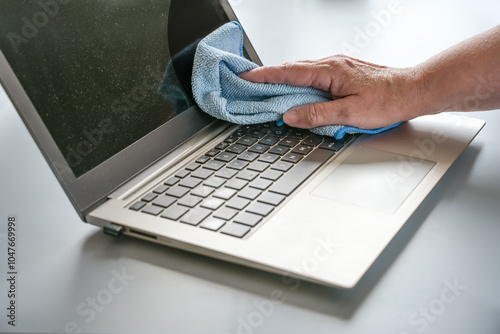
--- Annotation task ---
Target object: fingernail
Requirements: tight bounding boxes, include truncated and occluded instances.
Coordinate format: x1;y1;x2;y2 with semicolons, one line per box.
284;109;298;125
275;118;285;127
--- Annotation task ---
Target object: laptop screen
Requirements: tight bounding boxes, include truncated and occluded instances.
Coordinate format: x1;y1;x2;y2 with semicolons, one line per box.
0;0;232;177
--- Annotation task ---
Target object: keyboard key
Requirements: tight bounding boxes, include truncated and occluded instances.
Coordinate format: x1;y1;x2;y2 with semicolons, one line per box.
185;162;200;171
288;129;309;138
200;217;226;231
239;151;259;162
269;145;290;155
215;152;237;162
271;161;293;172
226;197;251;210
152;195;176;208
142;205;163;216
195;155;211;164
200;197;225;210
175;170;190;179
248;129;269;139
191;168;214;180
246;202;274;216
248;143;269;154
179;208;211;226
237;136;257;146
177;195;202;208
224;134;239;143
338;133;354;143
153;184;169;194
179;177;202;189
238;187;261;200
160;205;189;220
214;142;230;150
247;161;269;172
205;149;220;157
204;176;227;188
260;169;283;181
282;153;303;163
227;159;248;170
191;185;215;198
227;144;246;154
258;192;285;206
236;170;259;181
204;160;225;171
269;148;334;196
213;188;237;200
213;207;238;220
279;137;300;147
270;127;288;137
259;135;280;146
249;178;273;190
257;123;271;129
220;223;251;238
225;178;248;190
164;176;181;186
236;126;250;137
258;153;280;164
302;135;323;146
141;192;158;202
129;201;146;211
319;140;343;151
233;212;262;227
215;168;238;179
292;145;313;155
165;186;190;198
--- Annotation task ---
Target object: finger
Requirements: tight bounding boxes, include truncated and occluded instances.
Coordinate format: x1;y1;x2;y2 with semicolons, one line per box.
283;99;354;129
238;64;296;84
239;62;335;91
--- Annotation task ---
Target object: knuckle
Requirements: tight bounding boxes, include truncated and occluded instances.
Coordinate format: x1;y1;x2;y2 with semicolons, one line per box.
325;55;358;73
280;61;300;71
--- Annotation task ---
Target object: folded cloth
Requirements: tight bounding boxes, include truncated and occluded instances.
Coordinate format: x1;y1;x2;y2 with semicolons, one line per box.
190;21;401;139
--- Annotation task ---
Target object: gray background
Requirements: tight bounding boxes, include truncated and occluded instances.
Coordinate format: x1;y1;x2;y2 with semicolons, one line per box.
1;0;499;333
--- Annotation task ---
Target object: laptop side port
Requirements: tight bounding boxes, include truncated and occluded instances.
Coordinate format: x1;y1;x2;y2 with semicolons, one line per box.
128;228;158;240
103;223;124;237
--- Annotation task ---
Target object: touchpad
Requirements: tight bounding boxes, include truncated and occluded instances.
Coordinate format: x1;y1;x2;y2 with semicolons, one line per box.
311;147;435;213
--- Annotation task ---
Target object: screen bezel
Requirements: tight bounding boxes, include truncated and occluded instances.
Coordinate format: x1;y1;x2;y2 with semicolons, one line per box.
0;0;262;220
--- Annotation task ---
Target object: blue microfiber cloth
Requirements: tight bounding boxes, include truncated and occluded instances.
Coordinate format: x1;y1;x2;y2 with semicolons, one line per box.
190;21;401;139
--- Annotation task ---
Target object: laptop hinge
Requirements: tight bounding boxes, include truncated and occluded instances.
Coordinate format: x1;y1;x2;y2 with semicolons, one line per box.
105;120;236;201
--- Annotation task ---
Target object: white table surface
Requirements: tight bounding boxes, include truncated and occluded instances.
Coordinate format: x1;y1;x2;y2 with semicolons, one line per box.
1;0;499;333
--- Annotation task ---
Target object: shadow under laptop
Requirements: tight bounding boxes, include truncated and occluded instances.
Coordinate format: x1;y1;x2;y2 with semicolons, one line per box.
77;144;481;321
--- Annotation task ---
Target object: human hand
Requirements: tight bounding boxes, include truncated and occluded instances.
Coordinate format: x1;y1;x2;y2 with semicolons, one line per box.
239;55;425;130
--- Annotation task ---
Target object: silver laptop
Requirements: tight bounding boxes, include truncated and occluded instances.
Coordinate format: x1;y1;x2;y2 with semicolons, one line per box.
0;0;484;288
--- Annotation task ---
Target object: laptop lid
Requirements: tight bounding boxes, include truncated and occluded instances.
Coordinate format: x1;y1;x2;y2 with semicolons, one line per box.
0;0;261;220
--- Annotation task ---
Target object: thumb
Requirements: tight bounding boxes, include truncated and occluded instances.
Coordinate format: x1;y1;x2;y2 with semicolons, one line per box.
283;100;351;129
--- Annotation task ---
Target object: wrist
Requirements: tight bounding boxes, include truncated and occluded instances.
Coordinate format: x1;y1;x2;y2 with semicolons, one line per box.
404;65;442;120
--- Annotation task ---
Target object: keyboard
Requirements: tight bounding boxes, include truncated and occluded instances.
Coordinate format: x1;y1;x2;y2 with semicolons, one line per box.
129;122;354;238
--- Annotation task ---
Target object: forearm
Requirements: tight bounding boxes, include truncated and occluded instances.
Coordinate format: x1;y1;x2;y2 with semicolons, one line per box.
414;24;500;117
239;24;500;130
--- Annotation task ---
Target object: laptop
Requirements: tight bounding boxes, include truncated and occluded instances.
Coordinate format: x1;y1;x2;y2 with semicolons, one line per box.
0;0;484;288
